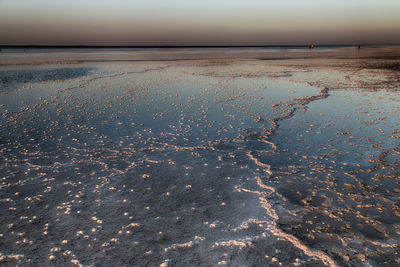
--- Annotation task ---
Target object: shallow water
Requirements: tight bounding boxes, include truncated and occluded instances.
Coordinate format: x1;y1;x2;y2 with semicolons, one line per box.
0;59;399;266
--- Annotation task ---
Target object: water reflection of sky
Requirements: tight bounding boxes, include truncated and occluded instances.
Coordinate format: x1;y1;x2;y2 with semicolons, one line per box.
0;60;399;266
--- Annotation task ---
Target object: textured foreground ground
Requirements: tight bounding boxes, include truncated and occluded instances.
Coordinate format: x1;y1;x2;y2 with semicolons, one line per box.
0;48;399;266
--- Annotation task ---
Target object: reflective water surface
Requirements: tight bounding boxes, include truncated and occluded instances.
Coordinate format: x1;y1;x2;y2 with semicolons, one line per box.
0;58;399;266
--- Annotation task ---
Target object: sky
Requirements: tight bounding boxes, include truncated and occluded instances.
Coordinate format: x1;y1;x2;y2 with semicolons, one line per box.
0;0;399;46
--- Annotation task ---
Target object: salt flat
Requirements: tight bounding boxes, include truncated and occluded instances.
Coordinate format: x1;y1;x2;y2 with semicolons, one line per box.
0;47;399;266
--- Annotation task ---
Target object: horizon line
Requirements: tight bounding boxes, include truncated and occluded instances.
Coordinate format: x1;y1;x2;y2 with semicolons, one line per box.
1;44;400;49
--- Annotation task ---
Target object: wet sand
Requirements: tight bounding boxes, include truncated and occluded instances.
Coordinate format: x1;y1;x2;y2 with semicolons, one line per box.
0;47;399;266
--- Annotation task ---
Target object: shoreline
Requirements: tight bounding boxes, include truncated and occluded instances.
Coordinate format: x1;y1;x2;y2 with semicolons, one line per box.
1;47;400;66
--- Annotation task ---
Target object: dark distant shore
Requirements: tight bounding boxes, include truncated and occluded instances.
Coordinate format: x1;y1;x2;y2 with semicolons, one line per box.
1;46;400;67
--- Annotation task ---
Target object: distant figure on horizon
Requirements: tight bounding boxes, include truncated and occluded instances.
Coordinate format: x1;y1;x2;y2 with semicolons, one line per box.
309;44;315;49
358;45;361;49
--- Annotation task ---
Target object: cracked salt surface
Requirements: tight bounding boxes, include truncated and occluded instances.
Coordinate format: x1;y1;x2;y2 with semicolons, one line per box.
0;53;399;266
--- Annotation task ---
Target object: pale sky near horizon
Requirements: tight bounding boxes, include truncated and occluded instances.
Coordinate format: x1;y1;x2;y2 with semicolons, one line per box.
0;0;399;46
